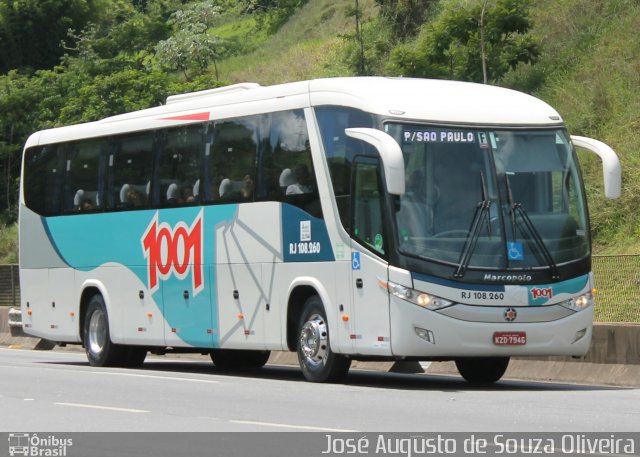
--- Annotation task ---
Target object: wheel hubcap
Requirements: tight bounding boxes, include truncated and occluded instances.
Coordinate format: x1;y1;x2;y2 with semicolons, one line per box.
88;309;106;355
299;314;328;367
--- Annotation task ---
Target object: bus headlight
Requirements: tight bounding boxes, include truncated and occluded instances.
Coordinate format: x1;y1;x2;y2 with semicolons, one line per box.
387;281;453;310
559;292;594;312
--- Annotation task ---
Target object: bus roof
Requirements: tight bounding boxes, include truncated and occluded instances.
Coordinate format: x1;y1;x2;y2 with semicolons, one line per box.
26;77;563;148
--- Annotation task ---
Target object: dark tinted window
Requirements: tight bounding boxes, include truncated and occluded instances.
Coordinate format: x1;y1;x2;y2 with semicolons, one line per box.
23;111;323;216
205;117;257;203
23;145;64;216
260;110;321;218
157;125;203;207
315;106;376;225
64;140;104;212
110;133;154;210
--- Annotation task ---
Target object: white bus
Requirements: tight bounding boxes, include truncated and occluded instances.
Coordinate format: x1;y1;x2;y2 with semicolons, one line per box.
19;77;621;383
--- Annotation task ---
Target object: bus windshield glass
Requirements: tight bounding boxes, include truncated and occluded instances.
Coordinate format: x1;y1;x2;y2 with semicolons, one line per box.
384;124;589;271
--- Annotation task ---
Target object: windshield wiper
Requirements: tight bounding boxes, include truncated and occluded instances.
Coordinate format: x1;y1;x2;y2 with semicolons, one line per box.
453;172;492;279
505;173;560;280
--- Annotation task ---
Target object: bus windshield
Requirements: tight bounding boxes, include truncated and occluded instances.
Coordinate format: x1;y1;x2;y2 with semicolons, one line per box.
384;124;589;272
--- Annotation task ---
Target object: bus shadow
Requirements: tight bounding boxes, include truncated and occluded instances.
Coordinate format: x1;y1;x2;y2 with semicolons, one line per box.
46;356;629;393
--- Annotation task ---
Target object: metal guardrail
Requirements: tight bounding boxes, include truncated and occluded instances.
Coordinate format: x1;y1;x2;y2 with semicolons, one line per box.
0;264;19;307
1;258;639;323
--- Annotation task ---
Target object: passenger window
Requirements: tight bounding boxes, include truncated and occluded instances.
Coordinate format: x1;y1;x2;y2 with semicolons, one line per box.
315;106;376;226
23;145;64;216
205;117;257;203
260;110;321;218
110;133;153;210
64;140;104;212
157;125;203;207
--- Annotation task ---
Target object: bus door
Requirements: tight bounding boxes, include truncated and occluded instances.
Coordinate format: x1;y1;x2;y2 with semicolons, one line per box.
350;157;392;356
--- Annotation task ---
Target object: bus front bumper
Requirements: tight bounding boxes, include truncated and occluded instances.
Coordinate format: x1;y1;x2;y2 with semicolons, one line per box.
389;296;593;358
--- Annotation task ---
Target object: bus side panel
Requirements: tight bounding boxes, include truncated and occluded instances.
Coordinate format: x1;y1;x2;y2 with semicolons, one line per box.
216;263;266;350
20;269;62;340
73;265;165;346
261;261;282;349
21;268;78;342
47;267;77;341
214;203;279;350
162;262;214;348
19;207;79;342
273;261;341;351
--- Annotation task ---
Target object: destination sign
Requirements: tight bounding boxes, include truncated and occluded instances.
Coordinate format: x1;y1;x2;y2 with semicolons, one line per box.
403;130;476;143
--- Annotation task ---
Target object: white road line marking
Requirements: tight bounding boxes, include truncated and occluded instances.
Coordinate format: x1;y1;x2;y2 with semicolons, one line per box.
230;420;358;432
54;402;149;413
91;371;219;383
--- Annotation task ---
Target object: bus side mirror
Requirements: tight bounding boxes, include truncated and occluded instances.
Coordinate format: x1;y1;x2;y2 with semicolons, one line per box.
345;128;405;196
571;135;621;199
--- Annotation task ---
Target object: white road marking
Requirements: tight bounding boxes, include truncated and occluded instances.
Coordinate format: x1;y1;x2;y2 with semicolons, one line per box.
91;371;219;383
230;419;358;432
54;402;149;413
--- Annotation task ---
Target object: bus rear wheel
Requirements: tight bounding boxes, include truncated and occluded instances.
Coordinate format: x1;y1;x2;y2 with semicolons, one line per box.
210;349;271;370
296;296;351;383
455;357;510;384
83;294;125;367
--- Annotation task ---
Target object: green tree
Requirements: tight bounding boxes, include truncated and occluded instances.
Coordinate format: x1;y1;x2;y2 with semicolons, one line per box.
374;0;436;41
0;70;56;222
155;1;227;80
346;0;367;75
0;0;111;72
239;0;308;33
0;0;216;219
388;0;538;83
342;1;395;76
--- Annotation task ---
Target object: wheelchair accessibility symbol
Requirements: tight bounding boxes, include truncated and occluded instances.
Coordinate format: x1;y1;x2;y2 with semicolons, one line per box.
352;252;361;270
507;242;524;261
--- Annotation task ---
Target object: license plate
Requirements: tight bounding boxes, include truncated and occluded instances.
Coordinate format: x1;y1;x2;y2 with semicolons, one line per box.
493;331;526;345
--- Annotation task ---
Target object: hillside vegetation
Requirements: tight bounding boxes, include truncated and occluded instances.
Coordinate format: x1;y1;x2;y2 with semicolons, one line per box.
223;0;640;254
0;0;638;258
527;0;640;253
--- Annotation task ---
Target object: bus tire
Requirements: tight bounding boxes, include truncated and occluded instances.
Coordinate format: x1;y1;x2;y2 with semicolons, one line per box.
455;357;510;384
296;295;351;383
83;294;125;367
210;349;271;370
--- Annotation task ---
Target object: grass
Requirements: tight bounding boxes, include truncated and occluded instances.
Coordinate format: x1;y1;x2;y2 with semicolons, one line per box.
217;0;377;84
526;0;640;254
0;223;17;264
592;255;640;323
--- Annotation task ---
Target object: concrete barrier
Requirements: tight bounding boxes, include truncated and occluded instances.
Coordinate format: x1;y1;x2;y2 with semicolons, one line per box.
1;307;638;386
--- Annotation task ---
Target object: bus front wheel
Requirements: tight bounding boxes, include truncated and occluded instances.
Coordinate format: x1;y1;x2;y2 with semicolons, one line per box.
455;357;510;384
296;296;351;383
83;294;124;367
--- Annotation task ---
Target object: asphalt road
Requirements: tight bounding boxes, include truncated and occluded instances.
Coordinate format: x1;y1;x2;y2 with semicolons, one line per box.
1;347;639;433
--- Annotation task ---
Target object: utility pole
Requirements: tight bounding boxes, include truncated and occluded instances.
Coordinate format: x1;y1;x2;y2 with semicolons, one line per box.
355;0;365;75
479;0;489;84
